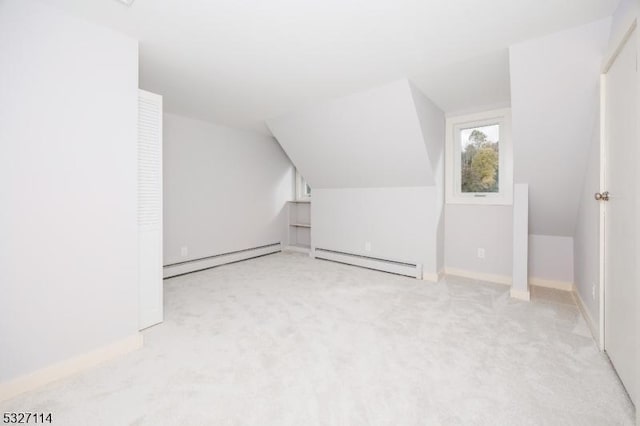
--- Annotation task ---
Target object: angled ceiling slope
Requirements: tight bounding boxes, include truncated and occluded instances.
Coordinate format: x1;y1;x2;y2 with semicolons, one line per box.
48;0;617;131
267;79;443;189
411;49;512;116
510;18;611;236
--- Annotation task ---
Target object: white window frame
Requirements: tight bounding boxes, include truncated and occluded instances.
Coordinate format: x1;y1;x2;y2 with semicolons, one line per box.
445;108;513;205
295;170;311;201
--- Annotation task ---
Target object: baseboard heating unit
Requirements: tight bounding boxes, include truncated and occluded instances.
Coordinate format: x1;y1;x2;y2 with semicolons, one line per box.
163;243;282;278
313;248;423;279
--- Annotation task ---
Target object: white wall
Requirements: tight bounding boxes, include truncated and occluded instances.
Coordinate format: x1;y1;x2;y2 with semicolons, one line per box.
529;235;574;284
0;0;139;381
510;18;611;237
573;123;601;322
163;113;293;265
312;187;439;274
267;80;435;188
445;205;575;285
444;205;514;279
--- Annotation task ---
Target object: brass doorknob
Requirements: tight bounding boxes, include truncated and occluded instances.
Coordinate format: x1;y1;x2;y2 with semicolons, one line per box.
594;191;610;201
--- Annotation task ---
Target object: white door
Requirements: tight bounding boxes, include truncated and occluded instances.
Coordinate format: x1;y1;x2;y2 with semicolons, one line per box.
603;27;637;405
138;90;164;330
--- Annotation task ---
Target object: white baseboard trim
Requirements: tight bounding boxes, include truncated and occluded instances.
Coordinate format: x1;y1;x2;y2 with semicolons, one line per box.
0;333;143;403
444;267;512;286
572;288;599;345
510;288;531;301
444;269;576;294
529;277;575;292
422;269;444;283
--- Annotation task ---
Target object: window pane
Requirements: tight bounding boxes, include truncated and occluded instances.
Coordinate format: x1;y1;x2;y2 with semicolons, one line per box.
460;124;499;193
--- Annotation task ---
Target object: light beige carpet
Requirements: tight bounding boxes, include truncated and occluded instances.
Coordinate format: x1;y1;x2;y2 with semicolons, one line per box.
0;252;634;425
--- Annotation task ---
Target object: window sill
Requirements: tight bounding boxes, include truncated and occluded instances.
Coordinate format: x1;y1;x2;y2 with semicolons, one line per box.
446;194;513;206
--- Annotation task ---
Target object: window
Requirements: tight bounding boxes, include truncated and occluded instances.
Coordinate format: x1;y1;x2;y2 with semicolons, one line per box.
445;109;513;205
295;170;311;201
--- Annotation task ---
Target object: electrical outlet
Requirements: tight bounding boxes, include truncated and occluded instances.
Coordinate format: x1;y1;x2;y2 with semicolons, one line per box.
592;285;596;300
477;248;485;259
180;246;188;257
365;242;372;252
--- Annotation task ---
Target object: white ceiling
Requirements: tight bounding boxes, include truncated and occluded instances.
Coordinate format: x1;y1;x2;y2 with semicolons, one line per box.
48;0;618;131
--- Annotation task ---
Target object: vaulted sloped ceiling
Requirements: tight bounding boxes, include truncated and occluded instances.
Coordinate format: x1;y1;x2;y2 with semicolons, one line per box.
411;49;512;116
510;18;611;236
47;0;617;132
267;79;440;189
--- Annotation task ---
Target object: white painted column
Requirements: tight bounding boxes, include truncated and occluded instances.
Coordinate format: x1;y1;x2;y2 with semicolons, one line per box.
511;184;530;300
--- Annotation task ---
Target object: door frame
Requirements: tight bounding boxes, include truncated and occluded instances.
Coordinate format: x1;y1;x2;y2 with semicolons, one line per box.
598;18;637;352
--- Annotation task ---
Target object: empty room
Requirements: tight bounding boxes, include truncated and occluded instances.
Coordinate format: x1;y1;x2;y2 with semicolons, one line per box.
1;0;638;424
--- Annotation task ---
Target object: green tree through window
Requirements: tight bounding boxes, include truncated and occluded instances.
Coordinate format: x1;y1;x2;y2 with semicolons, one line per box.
460;125;499;193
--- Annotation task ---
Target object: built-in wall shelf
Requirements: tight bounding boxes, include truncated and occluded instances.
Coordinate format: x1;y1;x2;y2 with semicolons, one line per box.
285;200;311;254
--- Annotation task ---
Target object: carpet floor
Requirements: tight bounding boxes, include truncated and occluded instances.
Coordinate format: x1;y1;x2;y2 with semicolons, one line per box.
0;252;634;425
